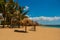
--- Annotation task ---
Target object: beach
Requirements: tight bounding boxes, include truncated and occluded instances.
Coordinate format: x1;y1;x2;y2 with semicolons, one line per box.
0;26;60;40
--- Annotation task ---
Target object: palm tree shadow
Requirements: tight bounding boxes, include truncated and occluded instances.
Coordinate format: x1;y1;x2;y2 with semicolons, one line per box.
14;30;28;33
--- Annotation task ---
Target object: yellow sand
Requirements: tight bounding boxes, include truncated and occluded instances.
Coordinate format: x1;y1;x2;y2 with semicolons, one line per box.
0;26;60;40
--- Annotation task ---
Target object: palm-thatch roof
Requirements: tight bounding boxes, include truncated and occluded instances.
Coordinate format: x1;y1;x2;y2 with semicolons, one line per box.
20;18;39;26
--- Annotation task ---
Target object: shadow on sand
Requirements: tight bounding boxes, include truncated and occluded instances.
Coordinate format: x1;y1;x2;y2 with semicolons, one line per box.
14;30;28;33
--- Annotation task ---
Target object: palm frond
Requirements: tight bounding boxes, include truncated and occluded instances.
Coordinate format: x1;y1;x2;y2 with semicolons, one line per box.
22;10;29;16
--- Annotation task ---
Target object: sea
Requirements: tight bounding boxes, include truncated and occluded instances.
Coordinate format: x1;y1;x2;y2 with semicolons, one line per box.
43;25;60;28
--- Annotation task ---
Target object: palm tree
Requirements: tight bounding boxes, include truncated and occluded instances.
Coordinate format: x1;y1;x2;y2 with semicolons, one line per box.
5;0;17;25
0;0;29;28
0;0;16;27
0;0;7;28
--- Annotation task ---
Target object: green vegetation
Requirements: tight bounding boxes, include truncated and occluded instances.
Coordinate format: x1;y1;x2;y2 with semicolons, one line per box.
0;0;29;28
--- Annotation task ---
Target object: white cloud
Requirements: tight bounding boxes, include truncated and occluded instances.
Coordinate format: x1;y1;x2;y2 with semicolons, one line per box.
25;15;30;17
29;16;60;21
24;6;29;10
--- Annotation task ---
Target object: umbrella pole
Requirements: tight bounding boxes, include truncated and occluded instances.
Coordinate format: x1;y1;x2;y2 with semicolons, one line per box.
34;25;36;31
25;25;27;32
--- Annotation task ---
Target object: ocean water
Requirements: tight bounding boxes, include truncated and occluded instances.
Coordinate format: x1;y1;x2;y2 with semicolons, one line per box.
44;25;60;28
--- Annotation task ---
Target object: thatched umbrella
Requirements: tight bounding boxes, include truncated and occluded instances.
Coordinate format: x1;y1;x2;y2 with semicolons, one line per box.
19;18;37;31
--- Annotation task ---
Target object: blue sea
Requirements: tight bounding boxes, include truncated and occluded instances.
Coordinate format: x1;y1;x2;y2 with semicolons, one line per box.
43;25;60;28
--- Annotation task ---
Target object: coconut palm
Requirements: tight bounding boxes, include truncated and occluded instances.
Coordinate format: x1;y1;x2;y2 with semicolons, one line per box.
0;0;7;28
5;0;18;25
0;0;29;28
0;0;17;27
6;0;29;28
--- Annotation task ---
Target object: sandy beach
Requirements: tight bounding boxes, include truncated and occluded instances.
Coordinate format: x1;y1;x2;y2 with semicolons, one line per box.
0;26;60;40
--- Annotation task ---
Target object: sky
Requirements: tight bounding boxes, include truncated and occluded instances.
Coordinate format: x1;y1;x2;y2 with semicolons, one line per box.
0;0;56;25
15;0;60;25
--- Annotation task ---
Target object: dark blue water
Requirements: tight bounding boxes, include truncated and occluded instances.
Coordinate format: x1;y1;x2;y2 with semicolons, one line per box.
43;25;60;28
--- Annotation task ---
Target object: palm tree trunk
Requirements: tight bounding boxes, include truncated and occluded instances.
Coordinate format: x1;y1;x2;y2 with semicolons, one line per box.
2;0;6;28
2;18;5;28
3;22;4;28
2;11;6;28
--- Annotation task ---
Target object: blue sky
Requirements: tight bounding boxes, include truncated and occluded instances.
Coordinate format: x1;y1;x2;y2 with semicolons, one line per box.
15;0;60;25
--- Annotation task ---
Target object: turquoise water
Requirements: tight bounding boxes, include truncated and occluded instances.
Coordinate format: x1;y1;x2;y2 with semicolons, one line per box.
44;25;60;28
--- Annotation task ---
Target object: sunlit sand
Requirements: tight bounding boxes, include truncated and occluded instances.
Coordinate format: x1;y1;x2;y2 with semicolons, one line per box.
0;26;60;40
